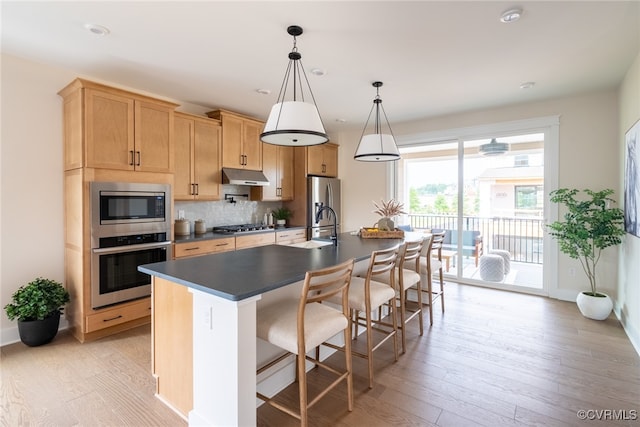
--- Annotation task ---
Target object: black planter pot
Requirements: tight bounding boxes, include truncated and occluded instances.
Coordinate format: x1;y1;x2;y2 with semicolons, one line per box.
17;312;61;347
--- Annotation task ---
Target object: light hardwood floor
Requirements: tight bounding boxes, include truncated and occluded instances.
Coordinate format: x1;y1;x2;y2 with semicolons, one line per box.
2;283;639;426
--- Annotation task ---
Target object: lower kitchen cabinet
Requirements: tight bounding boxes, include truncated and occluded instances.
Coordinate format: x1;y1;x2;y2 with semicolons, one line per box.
152;277;193;417
235;232;276;250
174;237;236;259
275;228;307;245
84;297;152;333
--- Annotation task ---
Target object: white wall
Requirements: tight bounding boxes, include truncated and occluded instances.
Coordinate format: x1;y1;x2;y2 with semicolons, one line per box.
0;54;217;344
336;89;621;301
618;51;640;353
1;54;70;341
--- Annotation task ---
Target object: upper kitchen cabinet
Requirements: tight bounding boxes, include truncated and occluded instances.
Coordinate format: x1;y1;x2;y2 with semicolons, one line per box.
174;112;222;201
58;78;178;173
250;143;294;201
206;109;263;171
307;143;338;177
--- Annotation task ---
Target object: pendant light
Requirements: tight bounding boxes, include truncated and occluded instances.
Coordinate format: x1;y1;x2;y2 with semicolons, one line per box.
354;81;400;162
260;25;329;147
479;138;509;156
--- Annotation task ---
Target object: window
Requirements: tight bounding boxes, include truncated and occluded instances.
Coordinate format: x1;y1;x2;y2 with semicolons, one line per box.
515;185;543;217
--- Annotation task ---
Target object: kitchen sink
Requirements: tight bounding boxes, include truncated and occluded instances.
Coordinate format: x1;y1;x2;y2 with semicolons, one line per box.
287;240;334;249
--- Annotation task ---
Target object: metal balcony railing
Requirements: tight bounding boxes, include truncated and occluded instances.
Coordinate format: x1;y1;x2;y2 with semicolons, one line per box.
408;214;544;264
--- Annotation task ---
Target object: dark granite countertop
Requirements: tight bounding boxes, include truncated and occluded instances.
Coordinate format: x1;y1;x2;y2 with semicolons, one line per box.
139;233;403;301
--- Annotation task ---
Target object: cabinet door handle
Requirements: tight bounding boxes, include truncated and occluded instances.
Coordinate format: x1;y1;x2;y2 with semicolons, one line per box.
129;150;135;166
191;183;195;195
136;151;141;166
103;315;123;322
322;163;326;173
194;183;199;195
215;242;229;247
185;247;200;251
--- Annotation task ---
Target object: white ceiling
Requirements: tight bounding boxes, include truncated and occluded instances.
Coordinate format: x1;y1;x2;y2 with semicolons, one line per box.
2;1;639;134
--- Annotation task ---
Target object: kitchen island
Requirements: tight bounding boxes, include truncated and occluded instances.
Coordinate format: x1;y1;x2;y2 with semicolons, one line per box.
138;232;405;426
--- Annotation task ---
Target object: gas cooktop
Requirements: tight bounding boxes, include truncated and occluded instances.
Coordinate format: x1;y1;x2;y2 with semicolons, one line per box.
212;224;274;234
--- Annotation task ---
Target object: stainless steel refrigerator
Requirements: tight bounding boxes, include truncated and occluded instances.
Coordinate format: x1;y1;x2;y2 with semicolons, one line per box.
307;176;341;239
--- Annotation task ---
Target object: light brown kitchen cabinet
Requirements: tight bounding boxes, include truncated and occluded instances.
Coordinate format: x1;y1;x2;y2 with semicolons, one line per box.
207;109;263;171
59;79;177;172
174;237;235;259
275;229;307;245
174;113;222;201
307;143;338;177
85;297;152;333
235;232;276;249
153;277;193;417
250;143;294;201
59;78;175;343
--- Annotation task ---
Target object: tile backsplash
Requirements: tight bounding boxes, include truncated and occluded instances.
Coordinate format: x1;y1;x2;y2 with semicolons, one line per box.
174;185;283;230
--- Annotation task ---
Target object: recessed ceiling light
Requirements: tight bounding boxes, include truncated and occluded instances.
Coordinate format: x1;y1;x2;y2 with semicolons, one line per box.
499;8;523;23
310;68;327;76
520;81;535;89
84;23;110;36
256;89;271;95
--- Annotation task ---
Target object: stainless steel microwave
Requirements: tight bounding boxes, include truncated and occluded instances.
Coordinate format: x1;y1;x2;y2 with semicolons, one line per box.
90;182;171;245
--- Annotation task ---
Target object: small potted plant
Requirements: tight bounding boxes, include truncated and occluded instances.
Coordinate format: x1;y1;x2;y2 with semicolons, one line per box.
272;207;292;227
547;188;624;320
4;277;70;346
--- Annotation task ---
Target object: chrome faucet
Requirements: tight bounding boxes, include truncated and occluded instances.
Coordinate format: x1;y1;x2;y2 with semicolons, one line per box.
315;204;338;246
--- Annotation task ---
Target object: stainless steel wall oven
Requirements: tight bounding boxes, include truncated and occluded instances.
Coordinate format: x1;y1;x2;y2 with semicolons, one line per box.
90;182;172;308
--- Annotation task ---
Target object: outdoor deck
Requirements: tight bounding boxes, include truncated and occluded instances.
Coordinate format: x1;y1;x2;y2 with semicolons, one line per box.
410;214;545;290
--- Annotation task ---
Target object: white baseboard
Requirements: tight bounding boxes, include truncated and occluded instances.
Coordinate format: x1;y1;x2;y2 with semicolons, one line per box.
0;316;69;347
548;288;579;302
615;305;640;357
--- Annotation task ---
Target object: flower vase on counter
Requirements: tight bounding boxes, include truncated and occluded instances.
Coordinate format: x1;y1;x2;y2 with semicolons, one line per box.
376;217;395;231
372;199;406;231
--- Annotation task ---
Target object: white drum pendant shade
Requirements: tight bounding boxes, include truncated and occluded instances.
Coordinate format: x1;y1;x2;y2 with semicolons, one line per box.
354;81;400;162
261;101;328;146
354;134;400;161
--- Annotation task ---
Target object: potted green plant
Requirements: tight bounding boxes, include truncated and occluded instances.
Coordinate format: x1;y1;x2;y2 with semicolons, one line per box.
547;188;624;320
272;207;292;227
4;277;70;346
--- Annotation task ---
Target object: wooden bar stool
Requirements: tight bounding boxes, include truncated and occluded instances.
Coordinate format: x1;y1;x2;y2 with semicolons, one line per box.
256;258;355;427
329;244;400;388
421;231;445;325
375;237;429;353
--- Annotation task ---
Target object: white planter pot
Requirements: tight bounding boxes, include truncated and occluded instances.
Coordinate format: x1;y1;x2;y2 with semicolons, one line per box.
576;292;613;320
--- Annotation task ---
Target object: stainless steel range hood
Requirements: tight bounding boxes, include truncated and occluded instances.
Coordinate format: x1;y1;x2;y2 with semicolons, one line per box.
222;168;270;186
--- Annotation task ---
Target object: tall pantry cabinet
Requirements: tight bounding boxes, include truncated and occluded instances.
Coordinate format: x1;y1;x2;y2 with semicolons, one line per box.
58;78;177;342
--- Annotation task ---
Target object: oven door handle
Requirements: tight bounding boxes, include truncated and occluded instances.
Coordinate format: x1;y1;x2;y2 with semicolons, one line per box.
92;241;172;255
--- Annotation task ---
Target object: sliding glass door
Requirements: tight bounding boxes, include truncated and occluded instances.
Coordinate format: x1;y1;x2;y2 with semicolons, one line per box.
397;129;548;294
